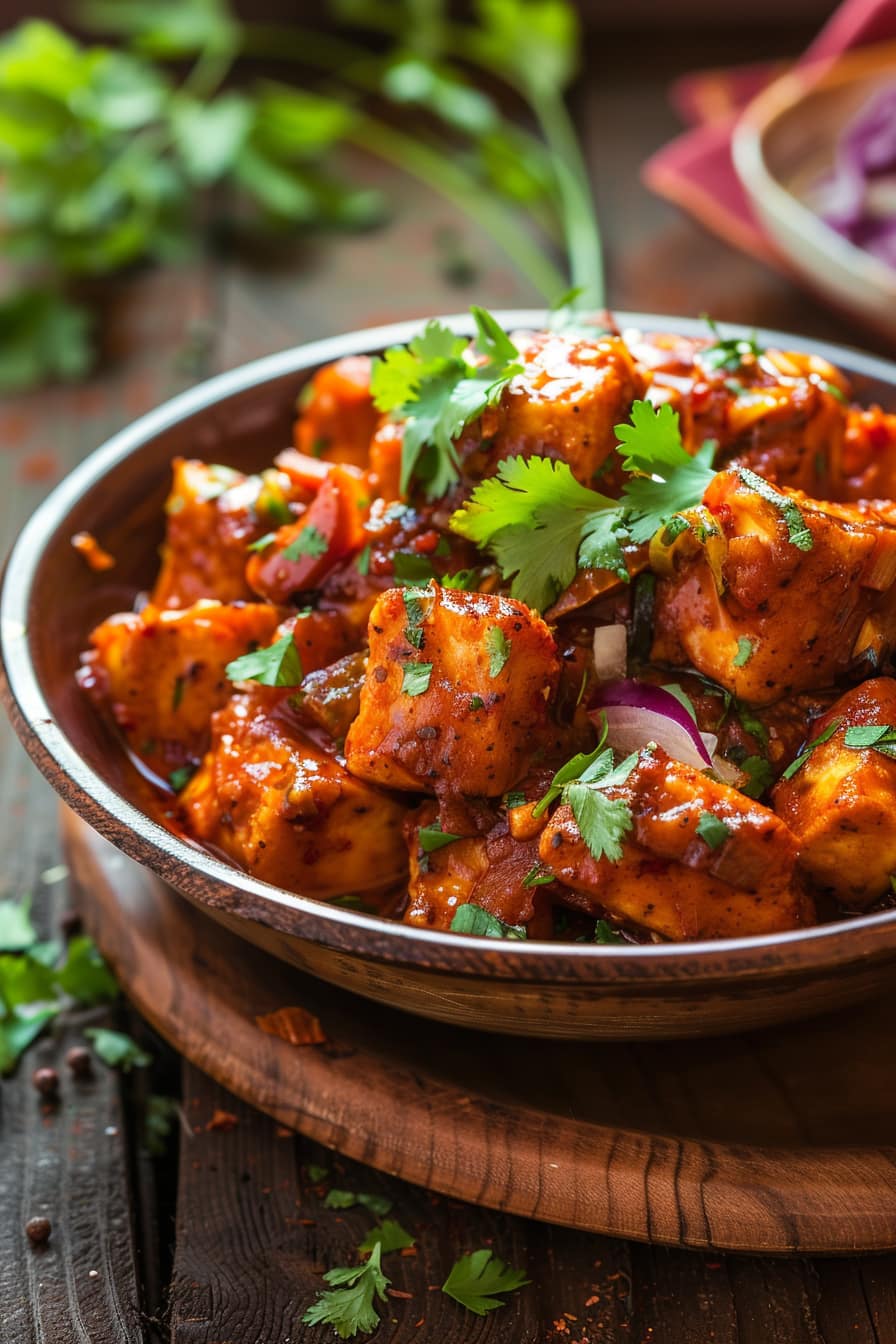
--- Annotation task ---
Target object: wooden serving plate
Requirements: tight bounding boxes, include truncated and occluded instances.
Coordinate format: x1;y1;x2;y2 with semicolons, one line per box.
64;807;896;1256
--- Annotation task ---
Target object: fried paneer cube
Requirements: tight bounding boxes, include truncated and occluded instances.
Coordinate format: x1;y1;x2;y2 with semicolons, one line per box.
153;460;296;609
182;690;408;897
539;746;809;940
293;356;379;470
461;329;646;487
403;801;555;935
79;600;280;777
652;468;896;705
772;677;896;907
841;406;896;501
344;585;560;797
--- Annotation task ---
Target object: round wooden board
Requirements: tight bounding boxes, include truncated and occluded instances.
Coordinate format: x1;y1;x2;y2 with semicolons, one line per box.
63;808;896;1256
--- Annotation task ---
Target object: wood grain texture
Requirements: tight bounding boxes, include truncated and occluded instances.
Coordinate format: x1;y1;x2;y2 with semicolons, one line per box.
65;807;896;1256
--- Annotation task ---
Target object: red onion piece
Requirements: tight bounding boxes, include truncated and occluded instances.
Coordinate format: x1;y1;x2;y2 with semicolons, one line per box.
590;679;716;769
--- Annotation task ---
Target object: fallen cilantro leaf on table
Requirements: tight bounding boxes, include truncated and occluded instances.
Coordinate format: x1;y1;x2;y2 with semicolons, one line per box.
55;935;119;1003
307;1164;330;1183
442;1248;530;1316
0;288;93;392
324;1190;393;1216
359;1219;415;1255
302;1240;390;1339
0;1005;60;1075
86;1026;152;1071
0;896;37;952
450;903;527;939
226;633;303;687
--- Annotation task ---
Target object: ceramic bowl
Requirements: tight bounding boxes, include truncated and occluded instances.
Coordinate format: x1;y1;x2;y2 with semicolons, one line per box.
732;43;896;341
5;311;896;1041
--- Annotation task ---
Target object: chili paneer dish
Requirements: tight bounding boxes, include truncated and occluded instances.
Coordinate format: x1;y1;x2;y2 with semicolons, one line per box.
78;309;896;944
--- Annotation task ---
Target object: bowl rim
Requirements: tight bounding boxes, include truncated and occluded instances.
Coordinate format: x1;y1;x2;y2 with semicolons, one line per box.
731;43;896;297
6;307;896;980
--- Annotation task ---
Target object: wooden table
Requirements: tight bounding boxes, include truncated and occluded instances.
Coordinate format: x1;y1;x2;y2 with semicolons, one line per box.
2;24;895;1343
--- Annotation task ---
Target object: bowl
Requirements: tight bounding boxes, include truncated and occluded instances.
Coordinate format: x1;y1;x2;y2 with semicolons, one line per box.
732;43;896;341
6;310;896;1041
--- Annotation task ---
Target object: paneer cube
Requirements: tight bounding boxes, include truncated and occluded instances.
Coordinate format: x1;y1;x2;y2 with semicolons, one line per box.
841;406;896;501
344;585;560;796
772;677;896;907
539;745;810;940
462;329;645;487
79;600;280;778
403;801;555;935
652;468;896;705
182;690;409;897
293;356;380;470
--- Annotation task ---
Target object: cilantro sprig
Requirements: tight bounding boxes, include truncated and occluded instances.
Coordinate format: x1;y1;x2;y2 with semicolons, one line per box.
533;733;638;864
371;307;522;498
442;1248;530;1316
302;1241;390;1340
225;633;303;687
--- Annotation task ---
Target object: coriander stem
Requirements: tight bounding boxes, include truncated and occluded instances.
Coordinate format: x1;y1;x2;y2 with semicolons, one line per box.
349;116;567;302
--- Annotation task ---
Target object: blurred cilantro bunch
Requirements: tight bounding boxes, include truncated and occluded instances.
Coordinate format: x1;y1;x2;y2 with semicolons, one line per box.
0;0;600;391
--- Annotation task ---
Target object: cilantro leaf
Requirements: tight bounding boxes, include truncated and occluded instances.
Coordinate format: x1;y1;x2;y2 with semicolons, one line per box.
450;904;527;939
485;626;511;677
302;1241;390;1339
393;552;437;584
370;308;522;498
594;919;625;944
226;633;303;687
521;863;554;887
359;1219;415;1256
86;1026;152;1071
736;468;813;551
695;811;730;850
402;586;429;648
451;454;625;611
0;896;37;952
616;402;717;545
418;821;462;853
442;1248;530;1316
246;531;276;554
307;1164;329;1183
400;662;432;696
781;718;841;781
699;317;763;373
733;636;755;668
738;754;774;798
55;935;118;1003
0;1005;60;1075
281;524;328;562
844;724;896;759
534;743;638;864
168;764;196;792
0;950;57;1008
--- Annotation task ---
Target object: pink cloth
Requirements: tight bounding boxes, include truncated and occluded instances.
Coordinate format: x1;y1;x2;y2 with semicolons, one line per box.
643;0;896;266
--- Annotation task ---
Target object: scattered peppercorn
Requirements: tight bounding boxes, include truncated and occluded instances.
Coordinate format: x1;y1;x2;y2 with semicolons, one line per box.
25;1217;51;1246
32;1067;59;1098
65;1046;92;1079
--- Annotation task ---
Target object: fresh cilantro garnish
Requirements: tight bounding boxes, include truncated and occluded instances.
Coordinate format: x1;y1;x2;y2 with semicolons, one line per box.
470;695;485;711
699;317;763;373
358;1219;415;1256
504;790;526;810
55;936;118;1003
735;702;768;746
450;455;626;612
393;551;437;584
400;662;432;696
370;307;522;498
733;636;755;668
168;764;196;792
818;379;848;405
302;1240;390;1339
522;863;554;888
418;821;462;854
442;568;480;590
355;544;371;576
86;1027;152;1072
486;626;511;677
324;1190;393;1216
281;523;328;562
450;904;527;939
736;467;813;551
402;587;428;649
594;919;625;944
615;402;716;545
533;741;637;864
843;724;896;758
441;1248;530;1316
226;634;303;687
780;718;841;781
696;811;730;850
246;531;277;553
0;896;37;952
738;755;774;798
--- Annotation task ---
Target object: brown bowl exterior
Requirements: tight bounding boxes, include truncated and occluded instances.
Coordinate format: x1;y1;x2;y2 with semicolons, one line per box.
6;310;896;1040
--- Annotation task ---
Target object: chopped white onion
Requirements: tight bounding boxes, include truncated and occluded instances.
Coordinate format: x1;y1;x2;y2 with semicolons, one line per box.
592;624;627;683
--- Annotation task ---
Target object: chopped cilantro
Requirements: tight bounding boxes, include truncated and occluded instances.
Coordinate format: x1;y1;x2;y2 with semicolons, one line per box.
301;1240;390;1339
818;379;848;404
226;634;303;687
699;317;763;373
594;919;625;944
400;662;432;696
307;1164;329;1183
355;543;371;576
521;863;554;888
486;626;511;677
172;675;185;710
738;755;774;798
393;551;437;584
418;821;462;853
55;936;118;1003
370;307;522;498
442;568;479;590
470;695;485;711
442;1248;530;1316
281;523;328;562
733;636;755;668
168;764;196;792
246;531;277;553
450;904;527;939
736;467;813;551
615;401;716;545
324;1190;393;1215
844;724;896;758
696;811;731;850
533;740;637;865
504;790;526;810
402;586;428;648
781;718;842;781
